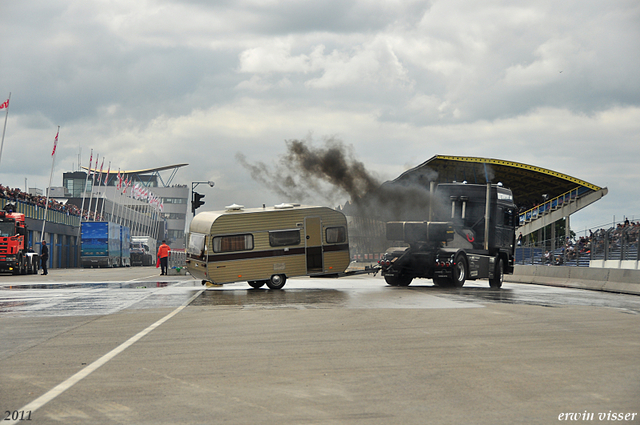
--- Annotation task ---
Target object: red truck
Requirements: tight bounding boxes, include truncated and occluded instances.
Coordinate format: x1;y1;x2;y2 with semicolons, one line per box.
0;209;40;274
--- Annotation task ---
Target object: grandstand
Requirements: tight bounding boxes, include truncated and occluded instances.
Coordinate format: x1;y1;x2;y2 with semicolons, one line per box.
346;155;611;265
393;155;608;236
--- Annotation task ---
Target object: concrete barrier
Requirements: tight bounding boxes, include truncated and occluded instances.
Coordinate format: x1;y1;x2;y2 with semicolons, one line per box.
507;265;640;295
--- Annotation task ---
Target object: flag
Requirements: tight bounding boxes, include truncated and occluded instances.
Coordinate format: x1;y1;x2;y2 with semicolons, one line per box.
0;98;8;109
122;177;130;194
51;130;59;156
116;171;122;190
104;164;110;185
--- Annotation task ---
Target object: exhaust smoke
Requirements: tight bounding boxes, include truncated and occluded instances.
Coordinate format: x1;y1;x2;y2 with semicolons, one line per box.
237;137;439;222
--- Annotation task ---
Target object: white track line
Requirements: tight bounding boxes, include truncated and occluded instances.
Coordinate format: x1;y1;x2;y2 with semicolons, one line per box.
6;289;204;425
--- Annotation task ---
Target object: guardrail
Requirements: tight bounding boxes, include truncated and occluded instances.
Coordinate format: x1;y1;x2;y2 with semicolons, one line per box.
516;226;639;269
0;198;81;227
519;186;592;226
507;265;640;295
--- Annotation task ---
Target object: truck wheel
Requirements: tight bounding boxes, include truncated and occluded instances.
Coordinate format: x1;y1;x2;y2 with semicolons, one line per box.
266;274;286;290
384;275;412;286
452;254;467;288
489;258;504;289
248;280;266;289
432;277;449;287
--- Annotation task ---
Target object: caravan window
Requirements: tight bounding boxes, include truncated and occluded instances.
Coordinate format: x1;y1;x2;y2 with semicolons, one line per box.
213;234;254;252
269;230;300;247
187;233;206;256
326;226;346;243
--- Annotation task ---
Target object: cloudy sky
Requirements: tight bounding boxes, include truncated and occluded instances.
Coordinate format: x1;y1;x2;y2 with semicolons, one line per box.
1;0;639;234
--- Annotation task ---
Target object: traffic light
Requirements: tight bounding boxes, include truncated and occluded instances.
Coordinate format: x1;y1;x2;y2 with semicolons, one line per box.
192;191;205;214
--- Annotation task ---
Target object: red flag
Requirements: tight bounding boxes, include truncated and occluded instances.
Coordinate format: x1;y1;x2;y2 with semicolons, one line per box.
104;165;110;185
51;130;59;156
116;171;122;190
0;99;8;110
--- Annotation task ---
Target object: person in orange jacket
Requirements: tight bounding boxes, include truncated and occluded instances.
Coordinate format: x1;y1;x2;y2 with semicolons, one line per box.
157;240;171;275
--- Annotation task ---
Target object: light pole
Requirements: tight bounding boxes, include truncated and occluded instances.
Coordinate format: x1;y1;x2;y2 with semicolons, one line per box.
542;194;548;255
191;181;215;216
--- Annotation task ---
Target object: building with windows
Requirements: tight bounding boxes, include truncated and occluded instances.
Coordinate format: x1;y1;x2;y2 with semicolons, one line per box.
62;164;190;249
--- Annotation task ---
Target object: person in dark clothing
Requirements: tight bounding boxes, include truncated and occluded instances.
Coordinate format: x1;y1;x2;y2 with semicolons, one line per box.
41;240;49;275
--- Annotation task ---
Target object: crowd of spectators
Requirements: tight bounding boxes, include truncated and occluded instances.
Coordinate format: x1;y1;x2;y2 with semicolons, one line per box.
520;218;639;266
0;184;103;220
556;219;640;263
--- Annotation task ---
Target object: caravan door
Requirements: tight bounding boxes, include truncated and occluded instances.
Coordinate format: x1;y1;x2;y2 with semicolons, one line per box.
304;216;323;273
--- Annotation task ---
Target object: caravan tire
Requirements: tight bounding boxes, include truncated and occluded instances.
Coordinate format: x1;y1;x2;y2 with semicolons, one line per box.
266;274;286;290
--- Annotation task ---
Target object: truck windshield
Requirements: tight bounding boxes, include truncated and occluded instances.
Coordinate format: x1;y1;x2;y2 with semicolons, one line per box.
0;222;15;237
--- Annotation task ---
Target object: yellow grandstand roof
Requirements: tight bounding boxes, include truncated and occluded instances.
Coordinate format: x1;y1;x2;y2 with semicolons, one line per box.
394;155;603;208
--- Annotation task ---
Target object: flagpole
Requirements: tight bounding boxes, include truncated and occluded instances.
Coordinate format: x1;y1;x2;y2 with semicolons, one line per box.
41;126;59;241
77;149;93;239
0;92;11;170
100;161;110;220
111;169;119;222
87;153;98;221
93;158;104;220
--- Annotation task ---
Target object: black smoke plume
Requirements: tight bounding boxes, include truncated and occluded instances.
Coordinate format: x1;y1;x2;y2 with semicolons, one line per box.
237;137;438;222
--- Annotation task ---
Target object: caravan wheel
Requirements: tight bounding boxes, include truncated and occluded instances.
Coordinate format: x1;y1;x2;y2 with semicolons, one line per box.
266;274;286;290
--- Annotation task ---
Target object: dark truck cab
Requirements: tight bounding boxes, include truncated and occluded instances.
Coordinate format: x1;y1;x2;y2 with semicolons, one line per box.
379;183;517;288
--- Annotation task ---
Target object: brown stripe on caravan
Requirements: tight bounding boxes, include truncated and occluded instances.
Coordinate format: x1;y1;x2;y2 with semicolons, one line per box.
188;243;349;263
205;247;306;262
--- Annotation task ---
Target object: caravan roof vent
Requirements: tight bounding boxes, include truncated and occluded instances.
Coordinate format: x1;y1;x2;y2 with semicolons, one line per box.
225;203;245;211
274;203;294;209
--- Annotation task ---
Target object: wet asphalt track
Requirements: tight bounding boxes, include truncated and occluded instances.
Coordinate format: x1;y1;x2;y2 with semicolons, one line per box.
1;267;639;424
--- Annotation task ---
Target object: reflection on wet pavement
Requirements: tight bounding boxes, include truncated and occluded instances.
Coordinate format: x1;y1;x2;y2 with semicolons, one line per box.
0;281;176;290
414;283;640;313
2;277;640;317
192;288;349;309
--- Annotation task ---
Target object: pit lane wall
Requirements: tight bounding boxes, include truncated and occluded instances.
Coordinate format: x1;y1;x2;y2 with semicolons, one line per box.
506;265;640;296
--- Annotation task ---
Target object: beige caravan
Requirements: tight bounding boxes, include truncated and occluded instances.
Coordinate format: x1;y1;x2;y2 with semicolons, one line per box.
186;203;350;289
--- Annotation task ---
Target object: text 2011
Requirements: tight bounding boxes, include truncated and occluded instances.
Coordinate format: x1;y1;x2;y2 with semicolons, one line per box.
3;411;32;421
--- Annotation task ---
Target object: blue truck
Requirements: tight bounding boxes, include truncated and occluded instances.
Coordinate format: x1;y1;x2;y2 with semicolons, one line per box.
81;221;131;268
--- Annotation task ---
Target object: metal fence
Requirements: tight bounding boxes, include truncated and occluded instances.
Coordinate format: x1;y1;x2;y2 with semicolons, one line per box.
168;250;186;271
0;198;81;227
516;225;640;267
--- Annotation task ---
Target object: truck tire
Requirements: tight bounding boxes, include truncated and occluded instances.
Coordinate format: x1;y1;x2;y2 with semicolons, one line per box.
489;258;504;289
432;277;449;287
451;254;467;288
266;274;286;290
384;275;413;286
248;280;266;289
